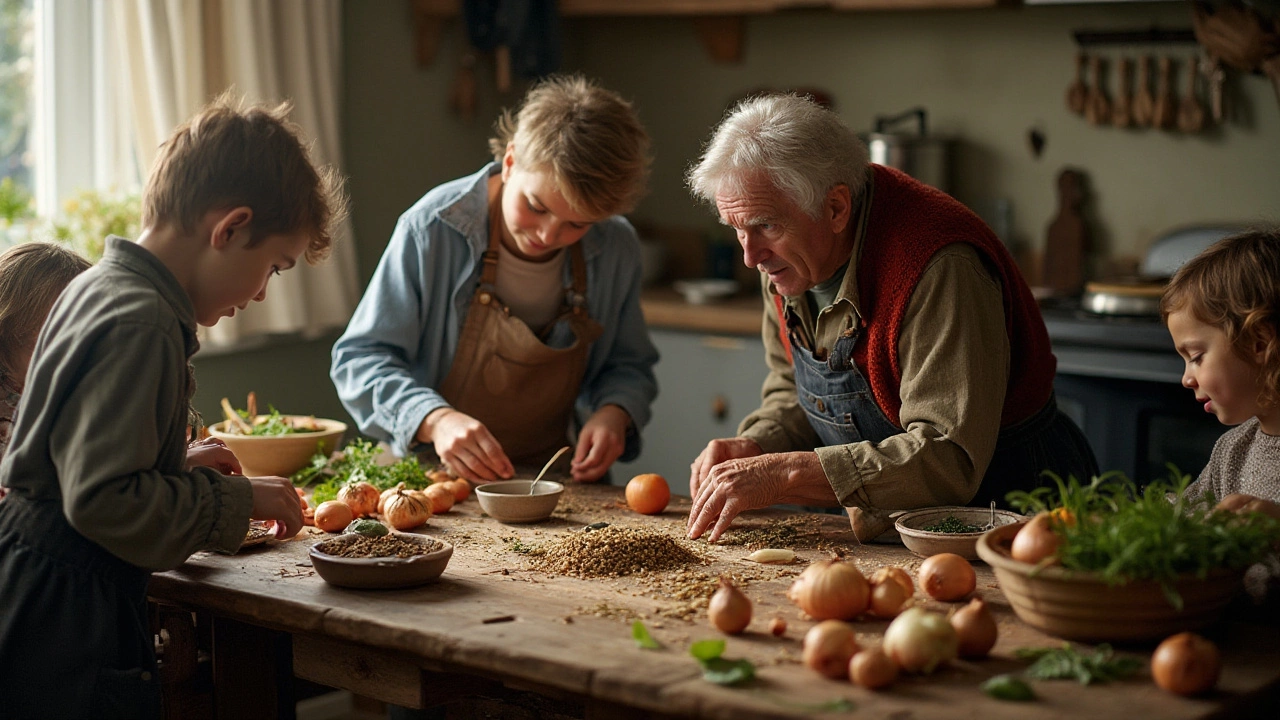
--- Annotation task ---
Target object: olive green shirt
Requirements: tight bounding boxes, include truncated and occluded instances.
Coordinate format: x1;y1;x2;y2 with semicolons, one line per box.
0;237;253;570
738;183;1011;526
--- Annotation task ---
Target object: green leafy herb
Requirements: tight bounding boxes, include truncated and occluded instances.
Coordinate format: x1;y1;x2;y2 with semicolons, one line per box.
981;674;1037;701
631;621;662;650
923;515;984;533
508;539;537;555
291;439;433;500
238;406;316;436
1015;643;1142;685
1006;467;1280;609
688;639;755;686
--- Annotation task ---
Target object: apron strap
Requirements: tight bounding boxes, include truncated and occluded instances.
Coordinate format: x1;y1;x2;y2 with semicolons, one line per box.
480;194;503;286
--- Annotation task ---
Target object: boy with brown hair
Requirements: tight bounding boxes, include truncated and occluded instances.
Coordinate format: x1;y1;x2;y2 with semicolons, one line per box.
0;94;348;719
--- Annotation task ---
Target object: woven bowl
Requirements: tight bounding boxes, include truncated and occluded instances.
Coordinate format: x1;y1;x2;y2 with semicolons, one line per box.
207;417;345;478
976;521;1246;643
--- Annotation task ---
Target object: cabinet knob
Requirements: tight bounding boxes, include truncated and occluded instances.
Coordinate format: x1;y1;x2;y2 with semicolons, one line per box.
712;395;728;421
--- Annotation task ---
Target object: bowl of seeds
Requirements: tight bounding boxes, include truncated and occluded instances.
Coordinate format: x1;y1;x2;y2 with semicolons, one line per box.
475;480;564;523
309;532;453;589
895;505;1025;561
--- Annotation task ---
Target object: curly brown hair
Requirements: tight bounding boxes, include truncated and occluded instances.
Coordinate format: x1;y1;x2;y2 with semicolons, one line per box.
1161;227;1280;410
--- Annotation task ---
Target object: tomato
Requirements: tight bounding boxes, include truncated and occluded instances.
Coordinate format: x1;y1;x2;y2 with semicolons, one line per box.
625;473;670;515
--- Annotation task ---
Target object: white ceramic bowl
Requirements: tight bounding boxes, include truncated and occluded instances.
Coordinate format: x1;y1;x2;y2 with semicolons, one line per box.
673;279;739;305
207;417;346;478
895;505;1024;560
474;480;564;523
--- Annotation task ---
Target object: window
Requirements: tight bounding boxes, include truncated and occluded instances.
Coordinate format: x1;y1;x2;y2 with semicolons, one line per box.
0;0;35;237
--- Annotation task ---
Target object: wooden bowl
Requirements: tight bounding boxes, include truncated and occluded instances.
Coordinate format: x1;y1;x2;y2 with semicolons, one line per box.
474;480;564;523
976;522;1246;643
895;506;1025;560
309;533;453;589
207;417;346;478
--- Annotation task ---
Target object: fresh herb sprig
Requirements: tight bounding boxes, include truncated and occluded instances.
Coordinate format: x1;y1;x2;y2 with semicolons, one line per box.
1006;467;1280;609
923;515;984;533
689;639;755;686
291;439;433;503
1015;643;1142;685
239;406;312;436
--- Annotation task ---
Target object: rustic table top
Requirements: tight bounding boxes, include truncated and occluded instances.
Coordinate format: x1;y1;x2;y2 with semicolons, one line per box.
149;483;1280;719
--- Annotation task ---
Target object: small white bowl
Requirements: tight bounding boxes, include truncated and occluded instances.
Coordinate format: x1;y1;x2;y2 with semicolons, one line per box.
895;506;1024;561
673;279;739;305
474;480;564;523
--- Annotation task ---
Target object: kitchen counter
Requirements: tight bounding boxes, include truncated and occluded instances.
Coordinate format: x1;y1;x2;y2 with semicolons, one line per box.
149;484;1280;719
641;286;764;336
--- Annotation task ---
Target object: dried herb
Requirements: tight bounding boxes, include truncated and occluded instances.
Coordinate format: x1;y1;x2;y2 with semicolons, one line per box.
1015;643;1142;685
922;515;984;533
315;534;441;559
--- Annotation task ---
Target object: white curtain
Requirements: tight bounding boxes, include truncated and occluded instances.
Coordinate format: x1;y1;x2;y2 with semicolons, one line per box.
104;0;358;347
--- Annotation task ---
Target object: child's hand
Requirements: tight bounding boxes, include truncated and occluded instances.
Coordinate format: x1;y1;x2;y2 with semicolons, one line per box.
249;476;304;539
186;437;242;474
570;405;630;482
1217;493;1280;522
420;408;514;483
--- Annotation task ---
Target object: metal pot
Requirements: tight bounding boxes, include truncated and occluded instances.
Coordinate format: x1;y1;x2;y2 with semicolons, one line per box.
863;108;952;194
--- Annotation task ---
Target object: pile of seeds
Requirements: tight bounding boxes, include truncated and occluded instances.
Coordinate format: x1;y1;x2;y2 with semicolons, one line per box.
316;534;442;559
716;515;828;550
533;525;704;578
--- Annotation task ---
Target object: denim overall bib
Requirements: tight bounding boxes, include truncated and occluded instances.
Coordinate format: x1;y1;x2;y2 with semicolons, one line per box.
784;306;1098;510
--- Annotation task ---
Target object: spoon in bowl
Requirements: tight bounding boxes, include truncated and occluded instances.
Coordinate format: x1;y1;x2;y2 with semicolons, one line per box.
529;446;571;495
982;501;998;532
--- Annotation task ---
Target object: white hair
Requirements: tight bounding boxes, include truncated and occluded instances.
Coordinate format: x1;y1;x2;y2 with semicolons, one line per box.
687;94;869;219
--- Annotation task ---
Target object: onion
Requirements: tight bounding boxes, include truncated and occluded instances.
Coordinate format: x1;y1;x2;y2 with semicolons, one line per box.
447;479;471;502
707;576;752;635
338;480;379;518
849;647;899;690
424;484;456;514
949;598;998;658
802;620;859;680
314;500;353;533
378;482;406;515
868;574;910;618
882;607;958;674
918;553;976;602
1010;512;1062;565
769;616;787;637
788;559;870;620
874;566;914;599
1151;632;1221;696
382;488;433;530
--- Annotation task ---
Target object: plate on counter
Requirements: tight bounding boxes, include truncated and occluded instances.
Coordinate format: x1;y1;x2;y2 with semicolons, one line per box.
673;279;739;305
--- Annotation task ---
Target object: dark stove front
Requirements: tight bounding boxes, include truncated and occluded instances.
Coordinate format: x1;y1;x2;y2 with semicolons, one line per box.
1042;306;1223;486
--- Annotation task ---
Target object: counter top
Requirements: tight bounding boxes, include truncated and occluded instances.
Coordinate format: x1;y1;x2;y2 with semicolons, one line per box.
641;286;764;336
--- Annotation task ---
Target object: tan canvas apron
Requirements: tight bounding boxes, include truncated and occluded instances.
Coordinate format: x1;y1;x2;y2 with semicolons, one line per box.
437;196;603;467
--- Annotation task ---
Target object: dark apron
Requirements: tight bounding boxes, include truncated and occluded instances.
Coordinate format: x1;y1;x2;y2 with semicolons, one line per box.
788;312;1099;512
0;495;161;720
437;193;603;468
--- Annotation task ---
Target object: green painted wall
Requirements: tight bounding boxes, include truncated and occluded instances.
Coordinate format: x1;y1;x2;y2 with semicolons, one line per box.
193;0;1280;434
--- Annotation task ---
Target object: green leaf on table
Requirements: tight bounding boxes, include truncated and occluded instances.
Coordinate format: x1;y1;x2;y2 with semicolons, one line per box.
632;621;662;650
689;638;726;662
1016;643;1142;685
700;656;755;686
982;674;1037;702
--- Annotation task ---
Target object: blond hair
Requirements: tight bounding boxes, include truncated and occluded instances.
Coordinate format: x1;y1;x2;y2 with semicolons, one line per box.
142;92;349;264
489;75;650;219
1161;227;1280;409
0;242;92;383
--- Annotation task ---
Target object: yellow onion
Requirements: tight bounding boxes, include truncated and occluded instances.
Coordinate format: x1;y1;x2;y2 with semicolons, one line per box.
882;607;958;674
918;553;976;602
708;576;752;635
849;647;899;690
868;573;910;618
378;482;406;515
337;480;379;518
1010;512;1063;565
949;598;998;658
382;488;433;530
1152;632;1221;696
788;559;870;620
424;484;456;514
874;566;914;598
802;620;859;680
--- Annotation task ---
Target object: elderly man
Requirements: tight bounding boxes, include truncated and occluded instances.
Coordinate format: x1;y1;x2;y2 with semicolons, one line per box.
685;94;1097;542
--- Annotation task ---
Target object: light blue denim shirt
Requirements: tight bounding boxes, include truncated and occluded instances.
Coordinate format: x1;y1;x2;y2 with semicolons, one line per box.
331;163;659;459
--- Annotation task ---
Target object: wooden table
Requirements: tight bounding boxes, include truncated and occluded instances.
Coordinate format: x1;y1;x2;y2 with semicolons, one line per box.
148;484;1280;719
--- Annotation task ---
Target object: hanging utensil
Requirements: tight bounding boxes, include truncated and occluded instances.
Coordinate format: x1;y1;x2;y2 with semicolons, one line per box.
529;445;570;495
1066;52;1089;116
1112;56;1135;128
1133;54;1156;127
1177;54;1207;133
1153;56;1178;130
1085;55;1111;125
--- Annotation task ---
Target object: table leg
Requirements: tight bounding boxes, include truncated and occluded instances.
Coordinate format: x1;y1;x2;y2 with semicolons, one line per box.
211;615;294;720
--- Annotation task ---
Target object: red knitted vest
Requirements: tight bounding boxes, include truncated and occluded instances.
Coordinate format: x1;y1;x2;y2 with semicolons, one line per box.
777;165;1056;428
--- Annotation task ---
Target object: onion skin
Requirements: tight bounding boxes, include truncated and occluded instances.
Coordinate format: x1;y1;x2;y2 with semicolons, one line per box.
1010;512;1063;565
788;559;870;620
1152;632;1221;696
849;647;899;690
918;553;976;602
950;598;998;658
883;607;958;674
803;620;859;680
708;577;752;635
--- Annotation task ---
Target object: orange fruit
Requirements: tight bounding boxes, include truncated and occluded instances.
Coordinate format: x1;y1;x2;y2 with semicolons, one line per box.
626;473;670;515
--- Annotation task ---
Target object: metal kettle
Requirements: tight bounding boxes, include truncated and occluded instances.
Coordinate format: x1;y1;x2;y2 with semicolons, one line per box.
863;108;952;194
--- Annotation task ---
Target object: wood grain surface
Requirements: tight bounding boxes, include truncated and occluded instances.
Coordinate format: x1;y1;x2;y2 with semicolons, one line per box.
149;484;1280;719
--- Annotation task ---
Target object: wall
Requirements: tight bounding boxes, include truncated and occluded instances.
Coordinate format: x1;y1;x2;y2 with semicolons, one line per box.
194;0;1280;438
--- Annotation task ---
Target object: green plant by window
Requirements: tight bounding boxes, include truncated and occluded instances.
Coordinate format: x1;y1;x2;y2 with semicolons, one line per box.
44;189;140;261
0;177;32;224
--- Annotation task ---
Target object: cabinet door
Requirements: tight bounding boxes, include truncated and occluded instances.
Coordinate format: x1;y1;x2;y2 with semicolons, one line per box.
616;330;767;497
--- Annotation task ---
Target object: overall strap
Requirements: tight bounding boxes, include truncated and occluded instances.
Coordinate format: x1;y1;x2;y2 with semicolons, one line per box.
480;190;503;286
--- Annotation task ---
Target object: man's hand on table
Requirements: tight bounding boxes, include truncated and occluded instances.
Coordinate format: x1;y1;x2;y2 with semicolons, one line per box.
687;450;829;542
689;437;764;498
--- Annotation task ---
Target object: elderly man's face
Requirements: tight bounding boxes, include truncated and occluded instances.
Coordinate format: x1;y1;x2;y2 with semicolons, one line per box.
715;176;851;297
